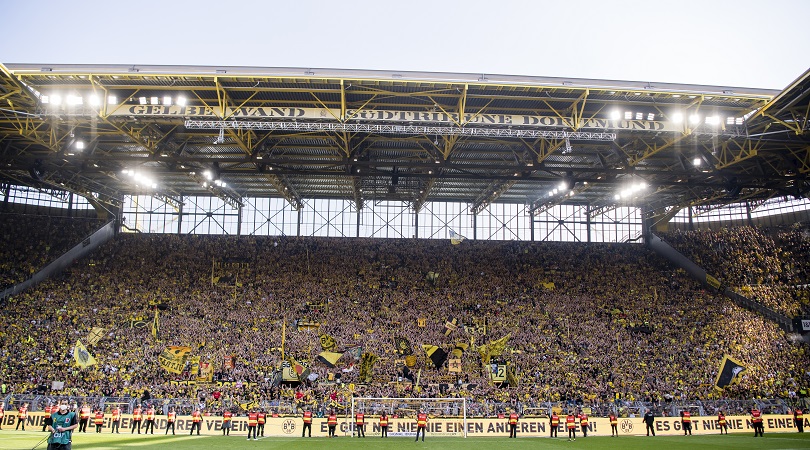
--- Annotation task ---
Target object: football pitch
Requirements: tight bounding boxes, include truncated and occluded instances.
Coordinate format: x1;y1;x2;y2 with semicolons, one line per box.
2;432;810;450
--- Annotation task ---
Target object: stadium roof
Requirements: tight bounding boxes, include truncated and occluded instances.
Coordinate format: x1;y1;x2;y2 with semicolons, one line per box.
1;63;808;221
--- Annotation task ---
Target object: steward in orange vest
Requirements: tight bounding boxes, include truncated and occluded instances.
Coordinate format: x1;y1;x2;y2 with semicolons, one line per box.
16;403;28;431
111;407;121;433
302;410;313;438
247;411;258;440
190;409;202;436
42;404;55;432
131;406;142;434
144;406;156;434
165;408;175;435
717;411;728;434
680;410;692;435
751;408;764;437
379;412;389;438
257;410;266;437
609;413;618;436
415;412;428;442
508;411;519;438
94;410;104;433
222;410;233;435
79;405;91;433
579;412;589;437
566;413;577;441
355;412;365;438
327;411;338;438
795;408;804;433
550;412;560;438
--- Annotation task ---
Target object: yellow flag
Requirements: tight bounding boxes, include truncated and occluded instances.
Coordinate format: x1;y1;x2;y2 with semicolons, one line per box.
86;327;105;346
73;340;97;369
158;345;192;374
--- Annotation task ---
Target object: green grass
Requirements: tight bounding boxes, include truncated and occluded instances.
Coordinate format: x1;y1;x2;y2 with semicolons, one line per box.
1;431;809;450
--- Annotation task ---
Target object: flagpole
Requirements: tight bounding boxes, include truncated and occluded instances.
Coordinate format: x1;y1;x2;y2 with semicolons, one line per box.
281;320;286;361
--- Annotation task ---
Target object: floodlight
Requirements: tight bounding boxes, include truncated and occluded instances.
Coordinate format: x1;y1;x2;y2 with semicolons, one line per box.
689;114;700;125
176;96;187;106
672;112;683;123
75;141;85;150
51;95;62;105
139;97;147;105
150;97;159;105
163;96;172;105
610;110;621;120
108;95;117;104
693;157;701;166
89;95;100;106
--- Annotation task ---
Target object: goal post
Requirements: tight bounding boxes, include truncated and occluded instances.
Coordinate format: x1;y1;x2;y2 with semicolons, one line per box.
350;397;467;438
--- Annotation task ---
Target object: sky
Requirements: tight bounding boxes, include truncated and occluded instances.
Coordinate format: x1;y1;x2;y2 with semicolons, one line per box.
2;0;809;90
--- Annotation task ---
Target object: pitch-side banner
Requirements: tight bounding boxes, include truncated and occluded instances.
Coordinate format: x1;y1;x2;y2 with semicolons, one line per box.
106;105;679;132
2;414;804;437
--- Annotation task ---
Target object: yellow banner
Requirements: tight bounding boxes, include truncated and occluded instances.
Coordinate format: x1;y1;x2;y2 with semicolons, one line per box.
4;414;800;437
158;345;192;374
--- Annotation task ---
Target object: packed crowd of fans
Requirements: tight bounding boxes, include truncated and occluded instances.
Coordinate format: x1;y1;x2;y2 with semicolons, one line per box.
0;213;103;289
1;215;808;417
659;224;810;317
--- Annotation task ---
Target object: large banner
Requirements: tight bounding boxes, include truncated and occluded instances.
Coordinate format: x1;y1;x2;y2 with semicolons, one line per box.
106;105;679;132
157;346;192;374
2;414;805;437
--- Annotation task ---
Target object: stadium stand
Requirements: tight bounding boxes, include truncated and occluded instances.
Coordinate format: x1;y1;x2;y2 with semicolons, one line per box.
1;218;808;418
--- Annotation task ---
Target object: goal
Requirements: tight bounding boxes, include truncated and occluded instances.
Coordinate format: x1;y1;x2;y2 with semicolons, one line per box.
350;397;467;437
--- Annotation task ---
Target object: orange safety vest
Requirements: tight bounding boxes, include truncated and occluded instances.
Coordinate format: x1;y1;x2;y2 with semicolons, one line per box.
133;409;142;421
509;413;518;425
258;412;266;424
80;407;91;420
610;415;617;425
356;413;364;425
223;411;232;422
328;414;337;426
796;409;804;420
248;412;258;426
167;412;175;422
94;412;104;425
146;409;155;420
580;414;588;426
19;406;28;419
380;415;389;427
417;413;427;428
192;411;201;423
682;411;691;423
566;415;576;429
551;414;559;426
0;406;5;418
718;414;726;425
112;409;121;421
752;410;762;423
303;411;312;424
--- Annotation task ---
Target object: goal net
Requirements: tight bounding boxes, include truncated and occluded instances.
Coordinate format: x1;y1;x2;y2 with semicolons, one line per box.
350;397;467;438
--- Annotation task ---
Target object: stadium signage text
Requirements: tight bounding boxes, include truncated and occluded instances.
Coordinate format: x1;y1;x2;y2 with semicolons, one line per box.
3;413;805;437
107;105;679;132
